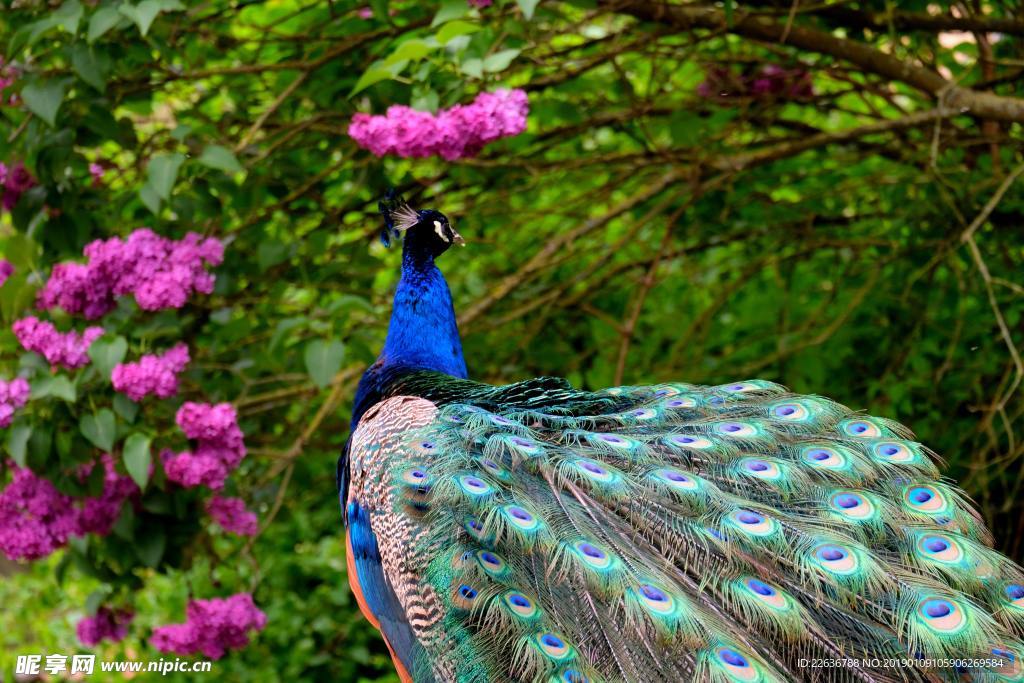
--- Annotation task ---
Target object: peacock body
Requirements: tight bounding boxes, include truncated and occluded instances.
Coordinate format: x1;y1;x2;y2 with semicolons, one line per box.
339;197;1024;683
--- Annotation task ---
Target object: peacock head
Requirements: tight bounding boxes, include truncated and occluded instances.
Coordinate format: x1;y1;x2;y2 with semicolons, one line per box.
378;193;464;258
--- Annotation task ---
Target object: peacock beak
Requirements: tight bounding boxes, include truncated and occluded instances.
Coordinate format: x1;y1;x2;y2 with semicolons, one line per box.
452;229;466;246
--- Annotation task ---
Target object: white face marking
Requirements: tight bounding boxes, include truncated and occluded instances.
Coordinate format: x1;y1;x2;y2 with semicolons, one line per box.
433;220;449;242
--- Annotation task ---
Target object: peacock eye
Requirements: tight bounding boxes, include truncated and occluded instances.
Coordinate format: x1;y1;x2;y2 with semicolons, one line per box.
433;220;449;241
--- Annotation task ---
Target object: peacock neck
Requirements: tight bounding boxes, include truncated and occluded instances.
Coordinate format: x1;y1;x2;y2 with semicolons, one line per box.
379;247;468;380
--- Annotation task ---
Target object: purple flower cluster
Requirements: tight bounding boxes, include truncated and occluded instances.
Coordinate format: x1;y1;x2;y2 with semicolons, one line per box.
151;593;267;660
77;454;139;536
162;403;246;490
0;456;138;561
468;0;493;6
0;162;36;212
112;343;190;402
206;495;258;536
77;607;134;646
697;64;814;101
37;228;224;319
348;88;529;160
0;466;79;561
0;259;12;287
89;162;105;186
0;378;29;428
13;316;104;370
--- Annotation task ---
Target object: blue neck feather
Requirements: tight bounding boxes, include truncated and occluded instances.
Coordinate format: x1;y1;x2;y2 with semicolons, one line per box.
349;242;467;433
381;248;468;379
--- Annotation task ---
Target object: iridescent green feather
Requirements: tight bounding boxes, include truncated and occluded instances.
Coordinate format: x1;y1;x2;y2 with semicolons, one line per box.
357;374;1024;682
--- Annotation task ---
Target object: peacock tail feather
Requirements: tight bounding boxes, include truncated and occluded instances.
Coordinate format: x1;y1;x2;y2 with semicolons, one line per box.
346;374;1024;682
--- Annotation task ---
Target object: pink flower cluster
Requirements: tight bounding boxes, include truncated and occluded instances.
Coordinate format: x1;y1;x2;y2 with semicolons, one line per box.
89;162;106;187
151;593;267;660
77;454;138;536
348;88;529;160
162;403;246;490
112;343;190;402
77;607;134;646
0;465;78;560
37;228;224;319
0;378;29;428
206;495;258;536
0;162;36;212
0;458;138;561
13;316;104;370
0;259;12;287
697;64;814;101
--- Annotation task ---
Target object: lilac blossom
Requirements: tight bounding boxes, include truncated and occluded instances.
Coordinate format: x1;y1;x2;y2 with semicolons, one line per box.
77;607;134;646
0;378;30;428
37;228;224;319
12;316;104;370
162;402;246;490
0;455;138;561
348;88;529;160
76;454;139;536
151;593;267;659
206;495;258;536
0;259;12;287
0;162;36;212
112;343;190;401
697;63;814;102
0;465;80;561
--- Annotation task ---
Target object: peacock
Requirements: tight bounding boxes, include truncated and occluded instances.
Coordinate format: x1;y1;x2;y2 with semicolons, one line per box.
339;195;1024;683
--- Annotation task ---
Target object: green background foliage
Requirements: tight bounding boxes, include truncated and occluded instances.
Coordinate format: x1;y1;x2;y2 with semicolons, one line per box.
1;0;1023;680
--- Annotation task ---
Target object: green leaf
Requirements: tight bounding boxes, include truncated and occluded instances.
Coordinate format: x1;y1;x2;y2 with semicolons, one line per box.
517;0;541;20
80;409;116;452
304;339;345;389
71;43;108;91
483;49;521;73
120;0;163;37
122;433;152;489
147;152;185;200
4;232;39;269
349;67;394;97
198;145;242;174
113;393;139;423
257;239;289;272
88;7;123;43
385;39;436;65
460;58;483;79
136;527;165;567
19;18;61;50
54;0;85;34
5;424;32;468
88;335;128;379
432;0;469;26
368;0;388;19
84;586;111;615
21;80;68;127
436;20;480;45
139;182;161;214
28;430;52;468
32;376;77;403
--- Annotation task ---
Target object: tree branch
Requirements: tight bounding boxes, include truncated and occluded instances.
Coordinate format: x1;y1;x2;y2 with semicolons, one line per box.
601;0;1024;123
